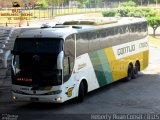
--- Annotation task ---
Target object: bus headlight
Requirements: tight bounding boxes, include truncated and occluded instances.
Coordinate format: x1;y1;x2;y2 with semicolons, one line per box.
12;96;17;100
55;97;61;102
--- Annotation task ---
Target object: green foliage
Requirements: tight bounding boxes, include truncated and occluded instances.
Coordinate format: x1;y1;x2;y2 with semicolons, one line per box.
121;1;136;7
102;7;156;17
84;0;90;8
36;0;49;8
117;7;132;17
116;7;156;17
102;10;117;17
131;0;160;5
147;16;160;37
102;6;160;37
140;8;156;17
78;0;105;8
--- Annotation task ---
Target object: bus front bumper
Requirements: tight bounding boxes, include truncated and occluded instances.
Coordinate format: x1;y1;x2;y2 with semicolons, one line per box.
12;92;64;103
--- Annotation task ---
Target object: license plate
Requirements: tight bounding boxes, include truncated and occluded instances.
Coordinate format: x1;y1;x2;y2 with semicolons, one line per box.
30;97;39;102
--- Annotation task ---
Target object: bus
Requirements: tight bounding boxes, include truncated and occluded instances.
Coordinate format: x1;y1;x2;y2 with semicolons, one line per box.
11;17;149;103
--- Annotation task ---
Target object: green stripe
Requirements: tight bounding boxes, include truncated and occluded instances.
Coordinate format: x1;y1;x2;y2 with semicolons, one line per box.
89;51;107;86
89;50;113;87
97;50;113;84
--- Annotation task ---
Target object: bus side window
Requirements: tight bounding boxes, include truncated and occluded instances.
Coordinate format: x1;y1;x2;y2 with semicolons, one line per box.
76;33;89;56
89;31;100;52
129;24;136;41
63;57;70;82
137;23;143;39
99;29;109;49
142;22;147;37
64;35;75;58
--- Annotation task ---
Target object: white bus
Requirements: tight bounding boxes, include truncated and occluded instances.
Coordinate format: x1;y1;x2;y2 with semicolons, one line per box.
11;17;149;103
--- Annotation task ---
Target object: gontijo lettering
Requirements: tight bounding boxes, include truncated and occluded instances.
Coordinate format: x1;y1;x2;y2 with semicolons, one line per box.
117;45;135;56
115;39;148;57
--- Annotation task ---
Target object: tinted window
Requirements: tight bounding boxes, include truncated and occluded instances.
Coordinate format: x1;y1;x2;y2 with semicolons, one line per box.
89;31;100;52
64;34;76;82
64;35;75;57
142;22;147;32
13;38;63;54
76;33;89;56
63;57;70;82
15;53;58;71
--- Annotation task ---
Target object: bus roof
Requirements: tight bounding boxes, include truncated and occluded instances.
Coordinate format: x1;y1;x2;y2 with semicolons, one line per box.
17;17;147;39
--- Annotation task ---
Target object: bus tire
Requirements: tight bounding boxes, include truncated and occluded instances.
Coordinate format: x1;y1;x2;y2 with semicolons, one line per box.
125;64;133;81
132;63;139;79
77;82;85;102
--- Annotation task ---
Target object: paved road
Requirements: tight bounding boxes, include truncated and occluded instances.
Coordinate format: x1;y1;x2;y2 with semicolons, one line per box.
0;46;160;120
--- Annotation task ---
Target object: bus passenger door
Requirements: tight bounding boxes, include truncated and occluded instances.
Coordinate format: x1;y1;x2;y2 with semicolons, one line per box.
63;34;77;100
63;56;76;99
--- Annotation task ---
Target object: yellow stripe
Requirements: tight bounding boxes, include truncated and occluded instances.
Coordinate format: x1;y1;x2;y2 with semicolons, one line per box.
104;47;149;81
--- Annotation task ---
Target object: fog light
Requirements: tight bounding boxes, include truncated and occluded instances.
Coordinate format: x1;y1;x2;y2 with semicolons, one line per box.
12;96;17;100
55;97;61;102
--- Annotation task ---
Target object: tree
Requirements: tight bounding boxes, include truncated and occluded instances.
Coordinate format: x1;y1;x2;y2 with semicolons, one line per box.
48;0;67;7
36;0;49;8
116;7;156;17
102;7;160;39
147;16;160;37
132;0;160;5
121;1;136;7
102;10;117;17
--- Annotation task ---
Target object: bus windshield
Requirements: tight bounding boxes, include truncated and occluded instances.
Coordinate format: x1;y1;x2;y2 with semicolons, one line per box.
12;38;63;86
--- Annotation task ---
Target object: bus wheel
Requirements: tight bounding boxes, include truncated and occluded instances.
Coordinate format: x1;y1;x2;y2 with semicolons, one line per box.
77;82;85;102
125;64;133;81
132;63;139;79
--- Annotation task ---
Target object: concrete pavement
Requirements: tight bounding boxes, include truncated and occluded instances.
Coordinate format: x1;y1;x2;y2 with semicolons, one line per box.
0;27;21;87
